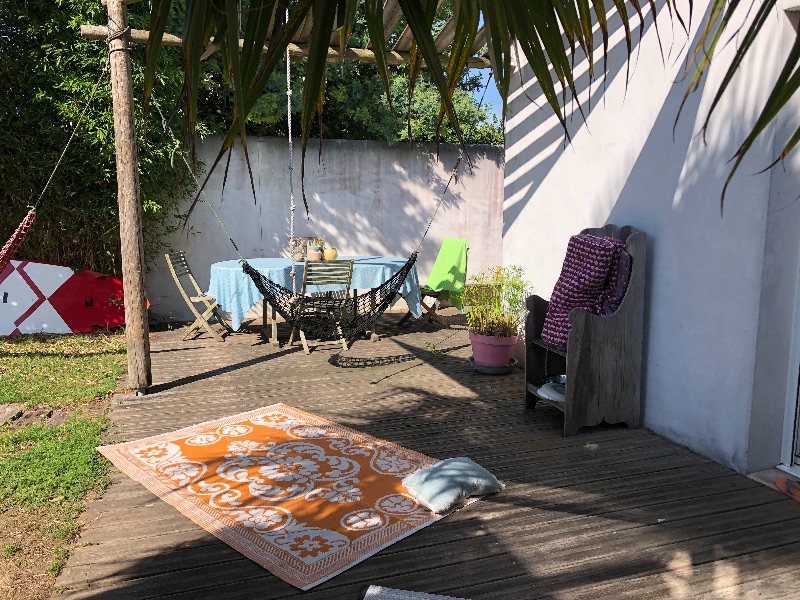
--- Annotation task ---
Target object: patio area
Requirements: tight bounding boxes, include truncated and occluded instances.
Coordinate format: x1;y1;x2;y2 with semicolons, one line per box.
55;313;800;599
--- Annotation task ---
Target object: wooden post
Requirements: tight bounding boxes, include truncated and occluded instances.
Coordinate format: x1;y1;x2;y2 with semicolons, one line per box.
107;0;151;393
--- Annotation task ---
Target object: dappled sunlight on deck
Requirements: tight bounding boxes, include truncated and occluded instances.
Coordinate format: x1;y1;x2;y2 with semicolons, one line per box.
54;311;800;599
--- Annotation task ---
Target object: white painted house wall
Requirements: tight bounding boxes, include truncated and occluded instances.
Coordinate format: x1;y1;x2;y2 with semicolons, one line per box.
147;138;503;322
504;0;800;472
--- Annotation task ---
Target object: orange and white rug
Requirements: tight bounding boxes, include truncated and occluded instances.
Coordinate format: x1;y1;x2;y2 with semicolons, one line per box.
98;404;450;590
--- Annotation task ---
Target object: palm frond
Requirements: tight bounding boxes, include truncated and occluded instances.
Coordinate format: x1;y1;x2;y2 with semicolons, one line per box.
364;0;393;112
143;0;173;116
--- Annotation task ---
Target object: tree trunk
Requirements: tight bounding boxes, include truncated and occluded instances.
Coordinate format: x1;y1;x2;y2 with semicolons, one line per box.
107;0;151;393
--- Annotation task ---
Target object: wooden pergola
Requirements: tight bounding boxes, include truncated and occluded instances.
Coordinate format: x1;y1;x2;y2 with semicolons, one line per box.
82;0;492;394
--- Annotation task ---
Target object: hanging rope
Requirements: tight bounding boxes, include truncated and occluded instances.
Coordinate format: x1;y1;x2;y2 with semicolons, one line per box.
0;60;110;274
414;72;494;253
286;8;298;293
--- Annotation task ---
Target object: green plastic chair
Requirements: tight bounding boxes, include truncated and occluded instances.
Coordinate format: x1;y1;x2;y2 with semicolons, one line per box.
398;236;468;329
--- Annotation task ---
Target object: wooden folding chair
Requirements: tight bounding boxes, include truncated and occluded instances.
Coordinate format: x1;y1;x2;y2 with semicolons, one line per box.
165;251;231;342
288;259;354;354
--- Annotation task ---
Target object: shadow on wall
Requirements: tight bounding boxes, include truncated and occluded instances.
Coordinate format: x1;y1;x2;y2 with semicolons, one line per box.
603;6;780;470
298;140;499;265
503;0;666;235
147;138;504;323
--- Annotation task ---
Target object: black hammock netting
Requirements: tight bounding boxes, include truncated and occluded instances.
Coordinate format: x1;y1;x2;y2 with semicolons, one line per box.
241;252;418;340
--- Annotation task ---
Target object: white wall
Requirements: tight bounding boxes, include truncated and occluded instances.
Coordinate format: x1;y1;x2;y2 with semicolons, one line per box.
504;0;796;472
749;11;800;471
147;137;503;322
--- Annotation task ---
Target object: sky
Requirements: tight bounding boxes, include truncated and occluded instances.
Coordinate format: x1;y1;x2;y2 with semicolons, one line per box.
469;13;503;123
473;68;504;122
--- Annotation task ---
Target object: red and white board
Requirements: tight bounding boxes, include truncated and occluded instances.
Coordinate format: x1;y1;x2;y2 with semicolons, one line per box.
0;260;125;336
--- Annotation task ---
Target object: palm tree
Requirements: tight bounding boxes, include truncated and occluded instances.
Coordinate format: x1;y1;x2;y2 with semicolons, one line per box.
144;0;798;209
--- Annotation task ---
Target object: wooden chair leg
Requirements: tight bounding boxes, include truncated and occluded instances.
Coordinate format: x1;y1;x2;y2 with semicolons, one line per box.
270;305;279;348
198;305;225;341
427;298;449;329
413;299;439;329
288;325;298;346
182;319;202;340
397;311;413;326
337;326;348;352
183;303;226;342
262;303;280;347
201;320;226;342
299;329;310;354
213;307;233;332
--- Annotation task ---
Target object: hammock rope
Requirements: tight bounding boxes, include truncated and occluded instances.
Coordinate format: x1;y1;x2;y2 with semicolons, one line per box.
286;14;298;294
0;208;37;275
0;60;110;274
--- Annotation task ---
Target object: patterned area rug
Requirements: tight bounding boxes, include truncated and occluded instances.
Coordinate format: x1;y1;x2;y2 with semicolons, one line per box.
98;404;454;590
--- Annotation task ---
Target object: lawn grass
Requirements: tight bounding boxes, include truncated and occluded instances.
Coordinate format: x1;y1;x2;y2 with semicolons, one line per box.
0;415;111;507
0;332;126;407
0;332;126;600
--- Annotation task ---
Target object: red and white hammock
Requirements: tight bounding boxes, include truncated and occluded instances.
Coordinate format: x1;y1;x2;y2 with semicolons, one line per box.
0;208;36;275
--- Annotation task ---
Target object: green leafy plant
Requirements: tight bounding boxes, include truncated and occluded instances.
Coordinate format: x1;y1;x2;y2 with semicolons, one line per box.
462;265;531;338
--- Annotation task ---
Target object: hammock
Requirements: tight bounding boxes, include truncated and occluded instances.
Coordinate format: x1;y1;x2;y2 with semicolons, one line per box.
0;208;36;275
242;252;418;340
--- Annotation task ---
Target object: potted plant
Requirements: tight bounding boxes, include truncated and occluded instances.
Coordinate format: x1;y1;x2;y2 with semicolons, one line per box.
463;265;531;369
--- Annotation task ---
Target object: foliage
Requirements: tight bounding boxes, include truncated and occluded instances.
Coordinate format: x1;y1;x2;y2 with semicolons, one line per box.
0;0;198;276
244;61;503;145
463;265;531;338
146;1;797;207
196;5;502;145
685;0;800;208
0;332;126;407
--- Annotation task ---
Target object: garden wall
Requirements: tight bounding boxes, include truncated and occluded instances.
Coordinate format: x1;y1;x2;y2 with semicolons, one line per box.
146;137;504;323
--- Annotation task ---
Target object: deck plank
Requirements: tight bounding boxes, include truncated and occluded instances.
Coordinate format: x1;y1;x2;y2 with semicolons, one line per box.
53;317;800;599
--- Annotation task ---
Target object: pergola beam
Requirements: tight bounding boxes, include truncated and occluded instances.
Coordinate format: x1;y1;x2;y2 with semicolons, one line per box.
79;24;493;69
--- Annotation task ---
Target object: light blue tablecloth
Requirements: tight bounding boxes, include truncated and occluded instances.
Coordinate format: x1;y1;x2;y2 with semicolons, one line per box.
208;256;422;331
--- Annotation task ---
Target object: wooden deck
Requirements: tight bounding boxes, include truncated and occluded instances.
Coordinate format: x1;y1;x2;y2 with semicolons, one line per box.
55;314;800;599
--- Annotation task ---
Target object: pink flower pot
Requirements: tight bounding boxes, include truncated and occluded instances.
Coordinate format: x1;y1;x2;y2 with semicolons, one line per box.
469;332;518;367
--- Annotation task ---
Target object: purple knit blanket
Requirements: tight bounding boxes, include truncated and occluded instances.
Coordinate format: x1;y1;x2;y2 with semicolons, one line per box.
541;234;630;349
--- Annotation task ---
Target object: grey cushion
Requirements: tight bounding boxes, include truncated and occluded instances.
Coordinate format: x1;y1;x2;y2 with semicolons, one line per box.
402;457;504;514
360;585;469;600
